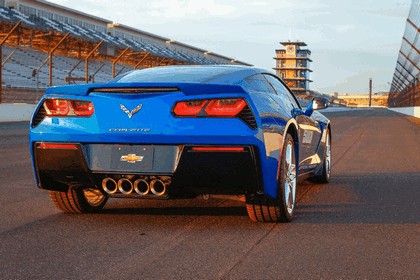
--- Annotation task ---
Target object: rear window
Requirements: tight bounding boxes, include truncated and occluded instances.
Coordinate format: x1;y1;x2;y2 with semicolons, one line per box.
240;74;276;94
114;66;239;83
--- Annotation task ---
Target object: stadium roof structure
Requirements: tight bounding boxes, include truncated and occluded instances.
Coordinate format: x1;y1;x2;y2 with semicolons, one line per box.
0;0;251;72
21;0;112;25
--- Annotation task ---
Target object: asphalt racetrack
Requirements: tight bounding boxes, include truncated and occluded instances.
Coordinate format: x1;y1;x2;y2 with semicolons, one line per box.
1;108;419;279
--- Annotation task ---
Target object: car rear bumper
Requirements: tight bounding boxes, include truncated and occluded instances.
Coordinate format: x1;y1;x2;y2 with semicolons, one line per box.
33;142;262;198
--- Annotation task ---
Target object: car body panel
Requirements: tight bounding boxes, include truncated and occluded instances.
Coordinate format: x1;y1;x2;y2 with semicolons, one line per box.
29;65;330;200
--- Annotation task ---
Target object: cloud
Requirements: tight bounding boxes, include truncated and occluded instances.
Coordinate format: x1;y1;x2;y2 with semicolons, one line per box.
368;2;410;19
251;1;269;6
147;0;236;19
250;21;279;26
332;24;355;33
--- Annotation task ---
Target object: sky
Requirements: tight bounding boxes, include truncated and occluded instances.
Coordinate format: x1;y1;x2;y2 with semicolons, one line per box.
48;0;412;94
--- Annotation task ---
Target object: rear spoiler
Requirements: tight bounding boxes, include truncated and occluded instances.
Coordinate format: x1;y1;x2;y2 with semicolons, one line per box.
45;82;247;96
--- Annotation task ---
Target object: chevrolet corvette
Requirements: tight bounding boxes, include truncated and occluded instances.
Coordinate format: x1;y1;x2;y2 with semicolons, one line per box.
29;65;331;222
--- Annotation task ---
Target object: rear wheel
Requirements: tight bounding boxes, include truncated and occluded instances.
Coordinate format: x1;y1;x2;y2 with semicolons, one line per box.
277;134;297;222
246;133;296;222
49;187;107;213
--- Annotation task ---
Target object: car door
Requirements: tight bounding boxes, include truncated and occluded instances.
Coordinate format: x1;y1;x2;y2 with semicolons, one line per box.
263;74;322;173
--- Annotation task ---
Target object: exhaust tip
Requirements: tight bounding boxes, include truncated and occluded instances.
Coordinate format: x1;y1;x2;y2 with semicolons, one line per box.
150;179;167;196
102;178;118;194
118;178;134;194
133;179;150;196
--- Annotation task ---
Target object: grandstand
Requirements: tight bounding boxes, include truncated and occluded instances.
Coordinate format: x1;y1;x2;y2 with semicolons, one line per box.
0;0;250;103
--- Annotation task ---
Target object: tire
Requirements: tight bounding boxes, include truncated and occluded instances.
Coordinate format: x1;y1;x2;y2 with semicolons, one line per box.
246;133;297;222
313;129;331;183
49;187;107;213
246;196;282;222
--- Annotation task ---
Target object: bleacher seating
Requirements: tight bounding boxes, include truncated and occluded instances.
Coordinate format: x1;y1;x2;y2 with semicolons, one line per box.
0;6;223;65
0;4;249;103
0;6;33;25
2;46;128;89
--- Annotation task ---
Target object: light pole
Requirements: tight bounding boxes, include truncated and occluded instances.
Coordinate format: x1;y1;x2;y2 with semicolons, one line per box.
369;78;372;107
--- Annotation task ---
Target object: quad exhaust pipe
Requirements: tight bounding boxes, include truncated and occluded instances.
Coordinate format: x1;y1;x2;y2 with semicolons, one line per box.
102;177;118;194
150;179;166;196
134;179;150;196
118;178;133;194
101;177;169;197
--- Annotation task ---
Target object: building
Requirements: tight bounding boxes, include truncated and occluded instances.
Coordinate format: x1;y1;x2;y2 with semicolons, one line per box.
274;41;312;96
0;0;251;103
334;92;389;107
0;0;250;66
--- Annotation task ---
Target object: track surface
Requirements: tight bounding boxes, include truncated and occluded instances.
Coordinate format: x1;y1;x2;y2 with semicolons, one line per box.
1;108;419;279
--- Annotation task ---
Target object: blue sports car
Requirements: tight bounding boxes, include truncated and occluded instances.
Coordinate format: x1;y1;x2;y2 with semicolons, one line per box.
29;65;331;222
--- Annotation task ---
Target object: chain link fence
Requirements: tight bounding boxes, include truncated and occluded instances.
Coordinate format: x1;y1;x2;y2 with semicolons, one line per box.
389;0;420;107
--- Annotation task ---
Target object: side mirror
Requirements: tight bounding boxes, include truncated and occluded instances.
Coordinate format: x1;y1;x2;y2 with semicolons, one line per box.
305;97;329;116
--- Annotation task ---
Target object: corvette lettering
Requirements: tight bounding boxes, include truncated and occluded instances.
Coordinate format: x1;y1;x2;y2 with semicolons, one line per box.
109;128;151;132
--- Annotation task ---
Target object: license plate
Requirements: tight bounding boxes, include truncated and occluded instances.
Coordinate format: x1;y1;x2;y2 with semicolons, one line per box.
111;145;154;172
87;144;180;173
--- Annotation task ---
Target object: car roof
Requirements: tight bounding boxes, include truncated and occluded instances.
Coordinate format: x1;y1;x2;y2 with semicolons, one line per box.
112;65;270;85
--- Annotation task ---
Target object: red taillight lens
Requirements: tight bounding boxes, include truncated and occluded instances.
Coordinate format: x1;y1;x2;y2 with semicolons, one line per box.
173;98;248;117
43;99;94;117
44;99;70;116
173;100;207;116
191;146;245;152
70;100;94;116
37;143;78;150
205;99;246;117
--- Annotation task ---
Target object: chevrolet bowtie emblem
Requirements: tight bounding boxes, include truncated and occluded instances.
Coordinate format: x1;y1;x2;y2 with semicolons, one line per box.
120;154;144;163
120;104;142;118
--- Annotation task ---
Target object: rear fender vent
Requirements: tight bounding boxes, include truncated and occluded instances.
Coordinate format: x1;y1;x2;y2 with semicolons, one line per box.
89;87;180;94
238;106;257;129
32;104;47;128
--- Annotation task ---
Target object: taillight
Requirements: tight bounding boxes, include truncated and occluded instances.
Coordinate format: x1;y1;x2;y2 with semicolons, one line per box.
205;99;246;117
44;99;70;116
173;100;207;116
37;143;78;150
173;98;247;117
70;100;94;116
191;146;245;152
43;99;94;117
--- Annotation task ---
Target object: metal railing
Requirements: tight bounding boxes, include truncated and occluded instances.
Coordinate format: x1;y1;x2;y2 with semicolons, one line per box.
389;0;420;107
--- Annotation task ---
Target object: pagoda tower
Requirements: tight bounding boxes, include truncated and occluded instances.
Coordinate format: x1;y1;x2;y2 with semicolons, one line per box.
274;41;312;96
